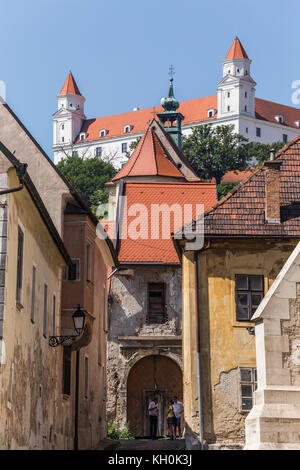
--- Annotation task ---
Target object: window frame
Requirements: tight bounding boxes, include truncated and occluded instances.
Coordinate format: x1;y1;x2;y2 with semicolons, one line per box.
95;146;102;157
239;367;257;412
147;282;167;325
30;264;37;323
256;127;261;138
43;282;48;338
16;225;24;303
235;274;264;322
86;244;92;282
121;142;128;153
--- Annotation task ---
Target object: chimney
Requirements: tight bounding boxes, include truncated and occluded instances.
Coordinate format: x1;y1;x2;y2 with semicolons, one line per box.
264;150;282;224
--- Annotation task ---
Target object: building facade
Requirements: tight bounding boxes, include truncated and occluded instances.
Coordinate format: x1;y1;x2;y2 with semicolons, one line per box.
176;135;300;449
0;102;118;449
104;97;217;436
53;37;300;167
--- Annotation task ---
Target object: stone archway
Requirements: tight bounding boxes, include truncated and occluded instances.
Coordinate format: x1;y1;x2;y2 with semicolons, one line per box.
127;355;183;437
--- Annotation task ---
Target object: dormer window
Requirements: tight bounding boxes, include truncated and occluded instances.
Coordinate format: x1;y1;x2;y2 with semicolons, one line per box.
124;125;132;134
79;132;86;141
295;120;300;128
100;129;107;138
275;115;284;124
208;109;216;118
70;103;73;107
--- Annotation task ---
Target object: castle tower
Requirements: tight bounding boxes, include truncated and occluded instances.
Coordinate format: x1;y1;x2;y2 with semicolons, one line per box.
217;37;256;119
53;72;85;152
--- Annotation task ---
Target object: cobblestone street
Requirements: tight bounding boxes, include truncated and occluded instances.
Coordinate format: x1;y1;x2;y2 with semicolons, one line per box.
98;438;186;451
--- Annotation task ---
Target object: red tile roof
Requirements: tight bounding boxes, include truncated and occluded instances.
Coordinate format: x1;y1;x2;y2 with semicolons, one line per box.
198;135;300;238
59;73;81;96
221;169;256;184
112;125;185;181
118;182;217;263
75;96;300;144
225;37;249;60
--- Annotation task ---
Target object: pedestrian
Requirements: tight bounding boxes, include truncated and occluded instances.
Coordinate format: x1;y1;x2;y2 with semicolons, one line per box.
167;399;175;439
148;397;158;439
173;396;184;439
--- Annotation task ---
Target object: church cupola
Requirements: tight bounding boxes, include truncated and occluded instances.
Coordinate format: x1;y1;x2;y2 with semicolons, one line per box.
157;73;184;150
217;37;256;119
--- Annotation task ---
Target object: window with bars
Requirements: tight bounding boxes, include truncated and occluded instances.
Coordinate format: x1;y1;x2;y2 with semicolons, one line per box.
43;283;48;338
240;367;257;411
52;294;56;336
235;274;264;322
16;226;24;302
147;283;167;324
62;347;71;396
63;259;80;281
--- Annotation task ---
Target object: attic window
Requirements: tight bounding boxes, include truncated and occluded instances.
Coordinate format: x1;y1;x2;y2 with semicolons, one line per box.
295;120;300;128
208;109;215;118
275;115;284;124
124;125;132;134
80;133;86;141
100;129;107;138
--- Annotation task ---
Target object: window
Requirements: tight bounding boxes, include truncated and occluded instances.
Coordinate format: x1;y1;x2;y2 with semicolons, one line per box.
122;142;127;153
80;133;86;141
147;283;167;324
62;137;64;143
43;284;48;338
86;244;92;282
235;274;264;322
70;103;73;107
256;127;261;138
240;367;257;411
62;124;64;130
283;134;288;143
96;147;102;157
63;259;80;281
84;356;89;398
62;347;71;396
100;129;107;138
227;92;230;98
246;127;249;134
16;226;24;302
124;125;131;134
237;68;240;73
52;294;56;336
245;92;248;98
31;265;36;323
227;106;231;112
245;106;247;112
208;111;213;118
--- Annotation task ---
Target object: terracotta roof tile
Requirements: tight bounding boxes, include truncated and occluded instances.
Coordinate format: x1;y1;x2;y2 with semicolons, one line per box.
118;182;217;263
225;37;249;60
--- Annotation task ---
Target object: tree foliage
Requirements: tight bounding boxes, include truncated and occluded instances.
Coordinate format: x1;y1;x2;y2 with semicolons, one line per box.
182;124;249;185
243;141;285;166
56;155;116;212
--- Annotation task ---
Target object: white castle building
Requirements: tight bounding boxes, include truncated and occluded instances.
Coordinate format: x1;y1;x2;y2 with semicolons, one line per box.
53;37;300;167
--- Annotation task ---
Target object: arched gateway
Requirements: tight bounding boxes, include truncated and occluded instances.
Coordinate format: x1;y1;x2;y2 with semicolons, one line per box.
127;355;183;437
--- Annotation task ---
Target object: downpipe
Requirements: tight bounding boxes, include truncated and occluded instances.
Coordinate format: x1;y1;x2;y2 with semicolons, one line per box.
194;254;204;449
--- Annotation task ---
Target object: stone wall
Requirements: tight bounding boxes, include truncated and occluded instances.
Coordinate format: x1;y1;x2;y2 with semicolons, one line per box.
107;265;182;431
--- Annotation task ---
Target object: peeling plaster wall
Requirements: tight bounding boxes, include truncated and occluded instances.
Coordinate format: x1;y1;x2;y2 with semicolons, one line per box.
107;265;182;430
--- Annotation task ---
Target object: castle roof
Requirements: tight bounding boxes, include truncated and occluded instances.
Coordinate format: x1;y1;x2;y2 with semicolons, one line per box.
225;37;249;60
59;72;81;96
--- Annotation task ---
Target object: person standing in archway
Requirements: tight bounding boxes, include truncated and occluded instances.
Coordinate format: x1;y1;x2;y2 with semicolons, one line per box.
173;396;184;439
148;397;159;439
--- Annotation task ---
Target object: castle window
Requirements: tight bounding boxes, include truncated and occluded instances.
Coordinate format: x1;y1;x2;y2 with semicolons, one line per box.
52;294;56;337
283;134;288;143
237;68;240;73
235;274;264;322
122;142;127;153
96;147;102;157
124;125;132;134
227;106;231;112
63;259;80;281
208;109;215;118
245;92;248;98
246;127;249;133
72;151;78;157
295;120;300;128
147;283;167;324
86;244;92;282
31;265;36;323
43;283;48;338
275;115;284;124
100;129;107;138
256;127;261;138
79;133;86;141
62;137;64;142
62;124;64;130
245;106;247;112
240;368;257;411
70;103;73;107
227;92;230;98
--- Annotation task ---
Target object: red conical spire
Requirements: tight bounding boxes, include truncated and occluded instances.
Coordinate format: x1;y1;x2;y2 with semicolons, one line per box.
225;37;249;60
59;72;81;96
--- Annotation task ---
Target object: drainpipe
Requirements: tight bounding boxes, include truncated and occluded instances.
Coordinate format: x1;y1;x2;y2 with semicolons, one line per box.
0;163;27;195
194;253;204;449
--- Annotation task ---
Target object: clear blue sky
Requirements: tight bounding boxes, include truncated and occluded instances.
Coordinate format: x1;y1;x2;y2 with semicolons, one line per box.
1;0;299;158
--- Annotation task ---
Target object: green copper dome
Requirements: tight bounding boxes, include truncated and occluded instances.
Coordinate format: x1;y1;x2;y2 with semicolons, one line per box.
160;78;179;112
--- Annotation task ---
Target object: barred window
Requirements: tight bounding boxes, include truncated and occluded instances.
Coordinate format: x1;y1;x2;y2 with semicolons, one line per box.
63;259;80;281
235;274;264;321
240;367;257;411
147;283;167;324
16;226;24;302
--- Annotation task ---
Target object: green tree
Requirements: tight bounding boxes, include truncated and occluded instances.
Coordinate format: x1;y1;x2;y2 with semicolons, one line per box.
125;137;141;159
57;155;116;212
243;141;285;166
182;124;249;186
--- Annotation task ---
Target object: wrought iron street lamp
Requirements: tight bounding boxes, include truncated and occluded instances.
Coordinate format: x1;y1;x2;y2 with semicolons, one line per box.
49;305;85;347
